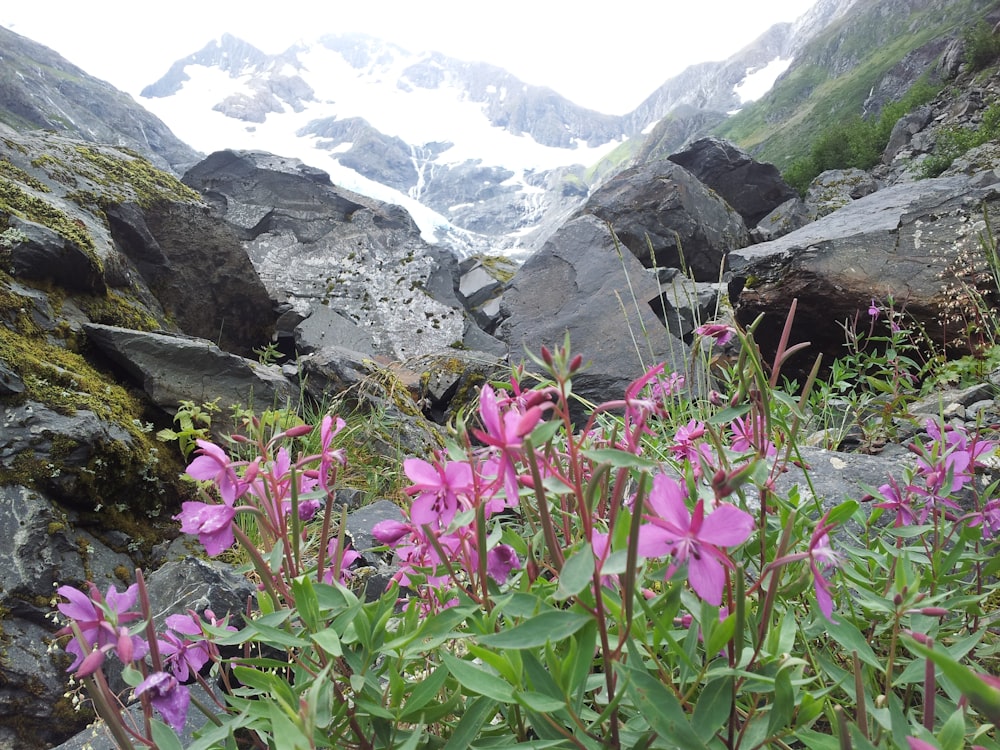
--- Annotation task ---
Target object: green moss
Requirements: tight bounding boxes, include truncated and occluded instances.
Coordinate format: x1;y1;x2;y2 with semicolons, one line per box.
72;145;201;208
475;254;518;284
0;159;49;193
0;177;97;262
78;289;161;331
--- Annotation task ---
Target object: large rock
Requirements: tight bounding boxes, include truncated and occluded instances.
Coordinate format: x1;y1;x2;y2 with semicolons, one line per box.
500;215;693;424
668;137;797;228
728;174;1000;378
574;160;748;282
182;150;476;360
83;324;296;431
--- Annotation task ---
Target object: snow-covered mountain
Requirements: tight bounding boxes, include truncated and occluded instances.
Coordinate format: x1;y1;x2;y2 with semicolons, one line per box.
138;6;853;256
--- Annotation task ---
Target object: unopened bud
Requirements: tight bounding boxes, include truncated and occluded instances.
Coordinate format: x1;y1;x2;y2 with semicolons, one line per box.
916;607;948;617
907;630;932;645
540;346;553;366
569;354;584;373
893;592;904;606
284;424;313;438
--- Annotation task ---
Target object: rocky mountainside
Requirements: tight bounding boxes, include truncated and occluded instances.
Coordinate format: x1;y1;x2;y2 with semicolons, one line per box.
0;26;199;174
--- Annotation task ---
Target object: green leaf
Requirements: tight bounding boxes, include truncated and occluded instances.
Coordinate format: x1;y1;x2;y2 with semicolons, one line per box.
400;663;450;720
903;635;1000;726
477;610;591;649
245;622;306;649
795;728;843;750
291;576;320;631
516;690;566;712
620;665;708;750
824;499;860;527
825;618;881;671
581;448;657;469
938;706;967;750
149;719;184;750
705;612;737;657
310;628;343;658
529;418;563;446
692;677;732;742
442;653;514;703
767;667;795;737
442;696;497;750
554;546;595;601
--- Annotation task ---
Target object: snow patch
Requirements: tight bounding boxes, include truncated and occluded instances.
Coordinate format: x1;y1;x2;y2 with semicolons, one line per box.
733;57;792;104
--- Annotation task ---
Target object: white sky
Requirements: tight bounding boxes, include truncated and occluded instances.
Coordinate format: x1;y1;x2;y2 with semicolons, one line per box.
3;0;815;115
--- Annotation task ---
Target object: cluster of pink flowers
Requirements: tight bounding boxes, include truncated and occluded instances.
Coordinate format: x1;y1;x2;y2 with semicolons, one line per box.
874;419;998;534
56;579;230;734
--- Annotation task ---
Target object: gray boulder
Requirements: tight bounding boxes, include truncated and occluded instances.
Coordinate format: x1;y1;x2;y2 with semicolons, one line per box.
500;215;693;425
804;168;879;219
728;174;1000;379
668;137;797;228
575;160;748;282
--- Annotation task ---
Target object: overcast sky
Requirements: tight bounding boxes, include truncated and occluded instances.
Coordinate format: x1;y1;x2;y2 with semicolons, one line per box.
3;1;815;114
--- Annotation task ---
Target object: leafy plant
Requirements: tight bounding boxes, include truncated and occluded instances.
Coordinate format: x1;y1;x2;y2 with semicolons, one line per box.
964;20;1000;72
52;314;1000;749
155;398;221;459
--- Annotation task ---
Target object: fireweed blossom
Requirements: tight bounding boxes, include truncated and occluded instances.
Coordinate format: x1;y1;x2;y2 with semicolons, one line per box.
56;583;148;676
874;477;919;527
404;457;474;530
730;414;777;458
808;516;842;622
637;473;754;606
695;323;736;347
175;499;237;557
185;439;248;505
473;383;542;504
135;671;190;734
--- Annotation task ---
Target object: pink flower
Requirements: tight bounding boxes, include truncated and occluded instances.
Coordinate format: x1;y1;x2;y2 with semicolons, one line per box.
695;323;735;347
56;583;147;675
730;414;776;457
135;671;190;734
404;457;474;530
185;440;247;505
474;384;541;504
486;544;520;584
868;299;880;319
873;478;918;527
637;474;754;606
319;415;347;490
175;500;237;556
808;515;842;622
372;519;413;546
969;499;1000;539
323;539;362;585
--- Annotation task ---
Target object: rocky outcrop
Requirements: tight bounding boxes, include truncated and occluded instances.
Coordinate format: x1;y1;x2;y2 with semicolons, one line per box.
574;160;749;282
182;149;496;360
0;26;200;174
667;137;798;228
728;173;1000;377
499;215;692;424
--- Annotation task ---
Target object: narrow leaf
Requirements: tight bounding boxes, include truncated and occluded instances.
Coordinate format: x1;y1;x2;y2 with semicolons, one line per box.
555;547;596;601
442;653;513;703
477;610;591;649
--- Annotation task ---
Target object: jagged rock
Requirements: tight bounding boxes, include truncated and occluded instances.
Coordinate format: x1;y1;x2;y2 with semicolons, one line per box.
882;105;935;165
295;306;376;356
344;499;408;601
83;324;296;431
651;269;724;341
144;558;257;630
574;160;748;282
414;350;506;424
182;149;471;360
667;137;797;228
0;483;140;749
500;215;693;425
5;216;106;294
106;200;276;357
728;174;1000;379
750;197;813;242
0;360;24;395
804;168;879;219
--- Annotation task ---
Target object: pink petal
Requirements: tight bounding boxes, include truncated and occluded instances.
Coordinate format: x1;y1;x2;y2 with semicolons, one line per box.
646;474;691;532
699;504;754;547
404;458;441;488
688;552;726;606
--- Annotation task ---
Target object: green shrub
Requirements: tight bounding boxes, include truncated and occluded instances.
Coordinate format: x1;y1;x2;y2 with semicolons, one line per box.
964;20;1000;71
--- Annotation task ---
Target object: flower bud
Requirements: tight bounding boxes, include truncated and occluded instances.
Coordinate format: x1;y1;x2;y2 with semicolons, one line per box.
916;607;948;617
283;424;313;438
569;354;583;374
540;346;553;366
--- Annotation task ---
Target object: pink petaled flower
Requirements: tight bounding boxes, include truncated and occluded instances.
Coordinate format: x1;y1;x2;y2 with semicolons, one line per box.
485;544;521;584
873;478;918;527
319;415;347;490
730;415;776;458
175;500;237;557
808;514;842;622
670;419;714;471
135;671;190;734
404;457;474;530
906;738;937;750
590;531;619;589
473;383;541;505
372;518;413;547
637;473;754;606
868;298;880;320
159;613;213;682
969;498;1000;540
323;538;362;585
56;583;148;676
185;440;247;505
695;323;735;347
